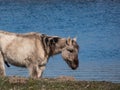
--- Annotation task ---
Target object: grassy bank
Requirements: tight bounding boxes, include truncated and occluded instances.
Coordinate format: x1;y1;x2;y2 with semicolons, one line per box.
0;76;120;90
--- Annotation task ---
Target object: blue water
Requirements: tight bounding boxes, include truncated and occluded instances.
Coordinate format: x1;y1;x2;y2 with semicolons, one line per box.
0;0;120;83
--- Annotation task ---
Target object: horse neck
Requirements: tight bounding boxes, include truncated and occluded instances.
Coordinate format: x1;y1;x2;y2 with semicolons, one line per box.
51;38;66;55
41;34;67;57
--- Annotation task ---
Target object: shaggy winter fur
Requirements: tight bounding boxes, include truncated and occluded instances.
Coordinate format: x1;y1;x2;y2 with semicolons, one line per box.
0;30;79;78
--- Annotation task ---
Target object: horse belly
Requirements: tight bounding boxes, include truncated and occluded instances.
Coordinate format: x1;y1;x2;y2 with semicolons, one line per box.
4;38;36;67
4;51;29;67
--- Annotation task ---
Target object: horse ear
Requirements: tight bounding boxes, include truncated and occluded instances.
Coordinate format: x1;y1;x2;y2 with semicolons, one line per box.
73;37;77;41
66;37;72;45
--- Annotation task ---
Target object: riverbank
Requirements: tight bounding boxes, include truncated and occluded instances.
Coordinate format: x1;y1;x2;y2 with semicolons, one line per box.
0;76;120;90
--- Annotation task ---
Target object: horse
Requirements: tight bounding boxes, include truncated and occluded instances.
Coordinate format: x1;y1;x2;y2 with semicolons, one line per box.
0;30;79;78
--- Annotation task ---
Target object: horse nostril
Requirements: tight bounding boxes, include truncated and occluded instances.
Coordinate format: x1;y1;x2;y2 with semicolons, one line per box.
69;49;73;53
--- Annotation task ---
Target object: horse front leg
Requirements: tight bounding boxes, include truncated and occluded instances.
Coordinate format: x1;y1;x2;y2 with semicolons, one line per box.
28;64;46;79
28;64;38;79
37;66;46;78
0;51;6;76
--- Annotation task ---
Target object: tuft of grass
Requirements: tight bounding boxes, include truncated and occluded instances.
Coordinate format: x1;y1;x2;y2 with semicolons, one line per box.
0;76;120;90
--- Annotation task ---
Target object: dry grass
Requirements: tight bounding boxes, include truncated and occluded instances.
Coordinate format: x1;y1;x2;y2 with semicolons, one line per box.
0;76;120;90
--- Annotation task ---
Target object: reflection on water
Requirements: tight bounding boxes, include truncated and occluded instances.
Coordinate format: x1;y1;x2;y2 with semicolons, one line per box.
0;0;120;83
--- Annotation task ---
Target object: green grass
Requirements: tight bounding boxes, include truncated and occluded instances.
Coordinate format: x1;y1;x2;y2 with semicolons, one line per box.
0;76;120;90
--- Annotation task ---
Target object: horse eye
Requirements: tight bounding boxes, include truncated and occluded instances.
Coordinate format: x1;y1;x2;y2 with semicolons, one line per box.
68;49;73;53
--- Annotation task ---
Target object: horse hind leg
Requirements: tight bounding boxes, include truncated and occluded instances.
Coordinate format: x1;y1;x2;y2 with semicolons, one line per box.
0;51;6;76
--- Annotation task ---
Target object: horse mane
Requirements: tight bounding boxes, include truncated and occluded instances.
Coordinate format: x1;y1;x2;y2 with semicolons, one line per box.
41;34;61;56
